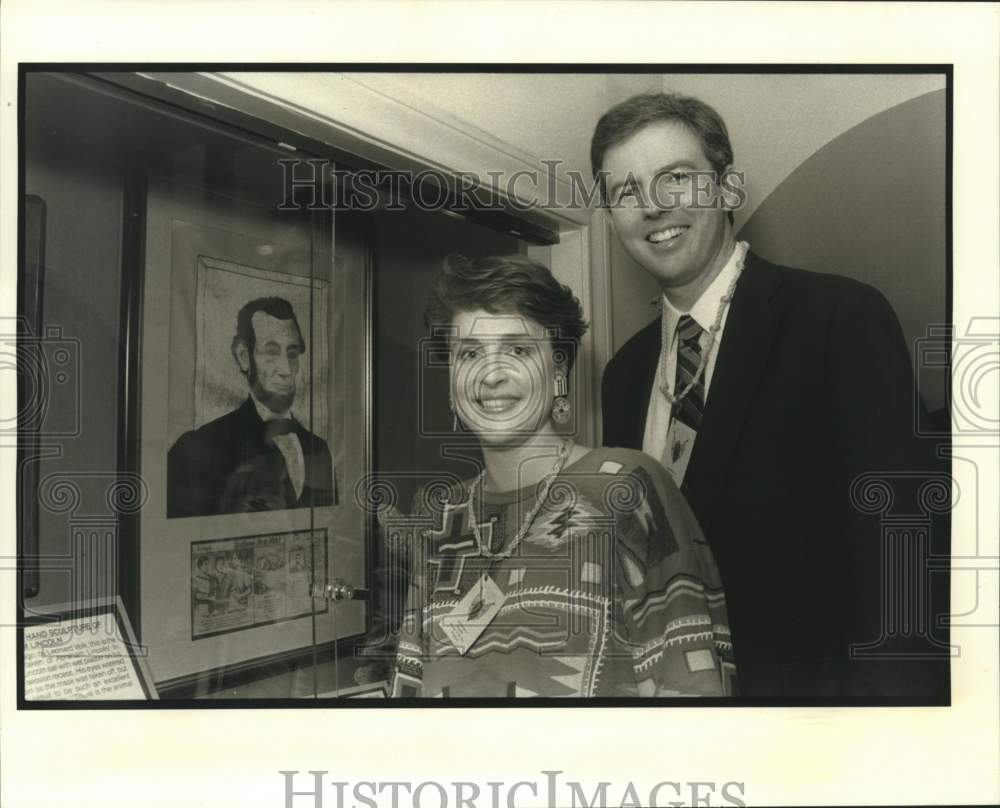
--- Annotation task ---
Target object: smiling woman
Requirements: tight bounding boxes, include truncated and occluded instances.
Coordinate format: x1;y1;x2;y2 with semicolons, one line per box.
450;312;551;439
387;255;738;698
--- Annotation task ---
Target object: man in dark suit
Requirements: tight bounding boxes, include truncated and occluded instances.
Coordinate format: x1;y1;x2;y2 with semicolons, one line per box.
168;296;335;518
592;93;946;698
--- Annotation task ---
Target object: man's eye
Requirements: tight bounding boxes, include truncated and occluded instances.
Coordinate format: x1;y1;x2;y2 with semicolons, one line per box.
655;170;689;187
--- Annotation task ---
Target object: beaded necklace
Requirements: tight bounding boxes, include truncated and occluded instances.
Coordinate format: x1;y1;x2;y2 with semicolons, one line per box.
658;241;748;406
467;438;574;560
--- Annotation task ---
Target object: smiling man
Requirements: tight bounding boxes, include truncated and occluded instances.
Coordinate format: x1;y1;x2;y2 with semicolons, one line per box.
592;92;942;698
167;296;336;518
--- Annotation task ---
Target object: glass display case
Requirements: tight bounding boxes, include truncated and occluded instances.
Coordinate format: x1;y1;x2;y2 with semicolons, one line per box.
18;71;540;701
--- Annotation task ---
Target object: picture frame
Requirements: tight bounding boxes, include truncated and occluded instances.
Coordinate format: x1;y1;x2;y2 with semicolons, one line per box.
117;155;371;696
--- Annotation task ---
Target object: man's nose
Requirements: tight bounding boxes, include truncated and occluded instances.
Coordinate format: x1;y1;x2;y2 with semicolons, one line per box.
641;186;672;218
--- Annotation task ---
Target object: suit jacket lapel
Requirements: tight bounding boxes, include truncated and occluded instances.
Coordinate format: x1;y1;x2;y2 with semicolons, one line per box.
235;398;269;458
632;322;661;449
685;254;783;507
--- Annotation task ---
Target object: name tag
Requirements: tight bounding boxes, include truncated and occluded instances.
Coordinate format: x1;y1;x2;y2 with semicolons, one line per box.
664;419;697;485
439;574;506;655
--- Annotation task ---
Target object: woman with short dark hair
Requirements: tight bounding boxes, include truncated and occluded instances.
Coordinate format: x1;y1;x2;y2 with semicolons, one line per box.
390;254;736;698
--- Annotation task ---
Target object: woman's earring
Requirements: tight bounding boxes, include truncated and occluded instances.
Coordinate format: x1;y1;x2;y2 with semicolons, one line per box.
450;397;460;432
552;373;571;424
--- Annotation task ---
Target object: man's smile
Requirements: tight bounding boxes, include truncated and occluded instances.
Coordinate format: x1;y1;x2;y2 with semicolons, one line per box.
646;224;690;245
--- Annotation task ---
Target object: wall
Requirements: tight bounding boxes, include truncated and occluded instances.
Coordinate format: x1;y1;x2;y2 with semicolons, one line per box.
739;89;947;411
354;73;612;181
656;73;946;228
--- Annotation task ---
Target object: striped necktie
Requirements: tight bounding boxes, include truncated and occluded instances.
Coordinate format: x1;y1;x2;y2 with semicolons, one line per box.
673;314;706;430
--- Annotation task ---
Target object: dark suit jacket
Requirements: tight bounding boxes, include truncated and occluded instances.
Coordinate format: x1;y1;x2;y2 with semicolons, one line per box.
167;398;336;518
603;252;948;699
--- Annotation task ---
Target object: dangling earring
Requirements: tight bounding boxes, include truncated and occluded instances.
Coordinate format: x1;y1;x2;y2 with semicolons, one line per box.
450;397;460;432
552;373;571;424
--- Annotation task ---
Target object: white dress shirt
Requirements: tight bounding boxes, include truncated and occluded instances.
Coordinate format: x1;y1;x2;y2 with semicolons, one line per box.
641;241;749;466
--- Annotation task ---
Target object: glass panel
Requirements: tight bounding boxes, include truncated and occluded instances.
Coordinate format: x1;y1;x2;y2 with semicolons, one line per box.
360;203;522;683
19;72;369;701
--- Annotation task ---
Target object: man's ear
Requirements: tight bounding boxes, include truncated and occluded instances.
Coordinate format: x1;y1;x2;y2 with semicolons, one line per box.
233;338;251;375
719;163;739;210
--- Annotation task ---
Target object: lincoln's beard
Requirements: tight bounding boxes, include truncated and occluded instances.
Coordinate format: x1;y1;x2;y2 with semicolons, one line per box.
247;356;295;414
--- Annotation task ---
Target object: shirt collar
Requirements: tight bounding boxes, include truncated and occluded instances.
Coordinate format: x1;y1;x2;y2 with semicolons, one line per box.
661;241;749;337
250;392;293;423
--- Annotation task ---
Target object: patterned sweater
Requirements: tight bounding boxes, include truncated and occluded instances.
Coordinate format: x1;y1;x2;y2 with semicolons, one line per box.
389;447;737;698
